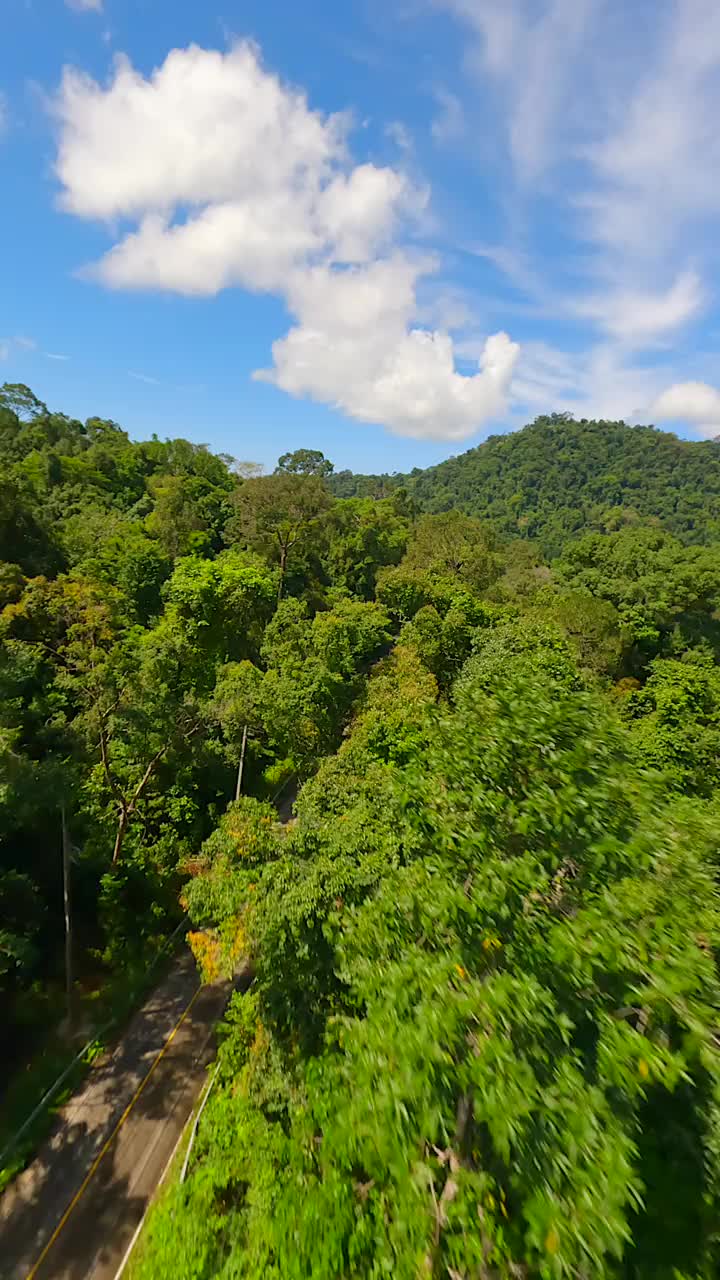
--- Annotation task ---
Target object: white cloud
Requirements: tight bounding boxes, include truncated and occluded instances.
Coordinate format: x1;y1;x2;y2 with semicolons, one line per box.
505;339;666;425
573;270;705;346
430;0;720;421
256;259;519;439
416;283;475;331
437;0;720;249
65;0;103;12
129;371;161;385
647;381;720;437
54;41;516;440
438;0;521;77
55;44;346;224
45;352;69;361
581;0;720;260
437;0;600;179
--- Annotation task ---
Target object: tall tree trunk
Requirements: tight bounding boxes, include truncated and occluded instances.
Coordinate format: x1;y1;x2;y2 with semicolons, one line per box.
61;805;74;1030
234;723;248;802
109;744;168;864
112;806;129;864
278;543;287;601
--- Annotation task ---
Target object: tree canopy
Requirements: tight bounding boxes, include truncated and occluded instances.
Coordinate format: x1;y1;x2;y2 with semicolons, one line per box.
330;413;720;554
4;383;720;1277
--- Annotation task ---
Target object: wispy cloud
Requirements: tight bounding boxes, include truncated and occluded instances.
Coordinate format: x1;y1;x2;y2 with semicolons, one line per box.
425;0;720;430
45;351;70;361
436;0;600;180
430;87;464;143
128;370;161;385
385;120;413;152
572;270;705;348
0;335;36;360
579;1;720;262
65;0;103;12
510;341;664;424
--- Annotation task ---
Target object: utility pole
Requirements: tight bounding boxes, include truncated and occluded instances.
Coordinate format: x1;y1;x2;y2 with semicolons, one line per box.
61;805;74;1031
234;723;249;803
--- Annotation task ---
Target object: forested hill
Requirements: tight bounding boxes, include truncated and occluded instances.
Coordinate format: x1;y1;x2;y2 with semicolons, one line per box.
7;380;720;1274
329;414;720;555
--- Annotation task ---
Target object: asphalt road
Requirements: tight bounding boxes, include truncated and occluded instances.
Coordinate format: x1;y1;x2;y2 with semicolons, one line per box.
0;952;232;1280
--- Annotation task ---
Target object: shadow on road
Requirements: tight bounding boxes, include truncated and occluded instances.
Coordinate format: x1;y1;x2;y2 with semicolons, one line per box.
0;953;228;1280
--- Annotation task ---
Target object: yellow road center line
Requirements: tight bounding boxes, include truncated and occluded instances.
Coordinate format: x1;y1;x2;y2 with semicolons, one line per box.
24;983;203;1280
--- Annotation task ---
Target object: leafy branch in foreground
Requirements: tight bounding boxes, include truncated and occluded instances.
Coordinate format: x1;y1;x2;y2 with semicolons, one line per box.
138;661;720;1279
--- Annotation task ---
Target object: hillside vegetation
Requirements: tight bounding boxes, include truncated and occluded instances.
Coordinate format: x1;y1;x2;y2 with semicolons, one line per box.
3;384;720;1277
330;413;720;555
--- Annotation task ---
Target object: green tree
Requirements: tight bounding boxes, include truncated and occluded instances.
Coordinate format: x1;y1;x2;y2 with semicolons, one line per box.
256;598;391;773
145;474;209;559
328;413;720;551
275;449;334;478
136;665;720;1279
163;551;277;668
622;655;720;796
0;477;61;576
543;589;626;679
321;496;408;599
86;623;209;864
226;473;332;599
211;661;265;801
401;510;501;594
555;527;720;665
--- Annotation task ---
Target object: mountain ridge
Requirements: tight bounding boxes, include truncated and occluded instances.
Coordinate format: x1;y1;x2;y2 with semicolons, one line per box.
328;414;720;555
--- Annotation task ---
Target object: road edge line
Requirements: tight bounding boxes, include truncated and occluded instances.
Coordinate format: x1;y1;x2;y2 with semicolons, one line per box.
24;983;203;1280
113;1024;223;1279
111;1115;185;1280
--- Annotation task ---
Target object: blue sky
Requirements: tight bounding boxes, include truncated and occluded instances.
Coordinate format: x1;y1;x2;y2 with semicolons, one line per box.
1;0;720;473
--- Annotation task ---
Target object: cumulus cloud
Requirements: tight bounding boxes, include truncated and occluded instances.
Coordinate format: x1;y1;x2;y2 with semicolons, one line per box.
256;259;519;439
55;45;345;223
647;381;720;437
54;42;514;439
